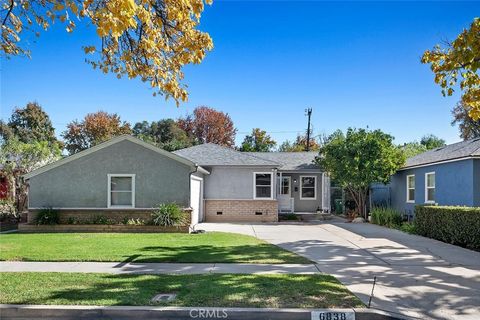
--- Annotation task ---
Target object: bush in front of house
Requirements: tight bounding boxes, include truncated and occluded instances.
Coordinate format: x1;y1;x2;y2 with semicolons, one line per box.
415;205;480;250
370;207;403;228
0;199;18;223
151;203;187;227
35;207;59;225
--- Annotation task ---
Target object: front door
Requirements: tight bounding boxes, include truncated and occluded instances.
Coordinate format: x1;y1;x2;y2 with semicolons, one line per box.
277;176;293;212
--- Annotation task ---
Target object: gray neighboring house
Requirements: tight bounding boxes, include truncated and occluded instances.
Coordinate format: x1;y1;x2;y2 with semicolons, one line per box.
24;135;328;224
376;138;480;216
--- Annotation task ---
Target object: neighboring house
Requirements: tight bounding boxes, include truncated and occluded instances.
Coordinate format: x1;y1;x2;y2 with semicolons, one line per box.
383;138;480;216
24;135;328;224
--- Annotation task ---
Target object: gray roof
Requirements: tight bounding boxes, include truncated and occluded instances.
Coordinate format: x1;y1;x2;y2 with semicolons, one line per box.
404;138;480;169
173;144;279;166
244;152;320;170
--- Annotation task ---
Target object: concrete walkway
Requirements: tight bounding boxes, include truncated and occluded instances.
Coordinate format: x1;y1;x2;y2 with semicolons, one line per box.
198;219;480;320
0;261;320;275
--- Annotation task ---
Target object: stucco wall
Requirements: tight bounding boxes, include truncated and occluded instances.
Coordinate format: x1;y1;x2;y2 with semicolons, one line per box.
204;166;277;199
280;172;323;212
390;159;475;215
28;140;193;208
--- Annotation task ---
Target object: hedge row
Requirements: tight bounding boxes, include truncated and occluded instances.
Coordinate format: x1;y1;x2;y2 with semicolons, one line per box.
415;205;480;250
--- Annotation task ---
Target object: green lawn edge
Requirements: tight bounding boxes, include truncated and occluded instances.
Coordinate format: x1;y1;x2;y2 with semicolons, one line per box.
0;272;363;308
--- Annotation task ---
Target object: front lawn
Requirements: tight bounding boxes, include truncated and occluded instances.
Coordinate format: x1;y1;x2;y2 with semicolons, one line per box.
0;272;363;308
0;232;309;264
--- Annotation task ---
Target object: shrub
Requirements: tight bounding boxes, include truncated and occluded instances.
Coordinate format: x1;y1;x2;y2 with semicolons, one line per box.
151;203;187;227
370;207;402;228
91;215;109;225
415;205;480;250
123;218;146;225
35;207;59;225
398;222;416;234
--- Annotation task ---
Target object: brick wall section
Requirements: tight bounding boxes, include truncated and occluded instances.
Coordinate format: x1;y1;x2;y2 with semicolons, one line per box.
205;200;278;222
27;209;192;225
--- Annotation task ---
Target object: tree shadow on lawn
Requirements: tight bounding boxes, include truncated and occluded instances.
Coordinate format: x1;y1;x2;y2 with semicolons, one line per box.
120;244;310;264
22;273;362;308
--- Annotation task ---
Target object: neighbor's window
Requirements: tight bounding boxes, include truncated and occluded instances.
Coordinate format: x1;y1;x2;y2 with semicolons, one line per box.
254;173;272;199
406;175;415;203
425;172;435;203
300;176;316;200
108;174;135;207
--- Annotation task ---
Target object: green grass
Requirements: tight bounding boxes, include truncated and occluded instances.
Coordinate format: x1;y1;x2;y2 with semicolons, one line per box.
0;272;363;308
0;232;309;264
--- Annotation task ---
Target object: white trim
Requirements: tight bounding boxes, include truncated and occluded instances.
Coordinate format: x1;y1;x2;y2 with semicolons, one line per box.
399;156;479;171
425;172;436;204
253;172;274;200
23;135;209;179
406;174;415;203
107;174;135;208
300;175;317;200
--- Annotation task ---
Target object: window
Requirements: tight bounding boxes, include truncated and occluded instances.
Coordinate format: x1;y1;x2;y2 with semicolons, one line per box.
254;172;273;199
277;176;291;196
300;176;316;200
406;175;415;203
425;172;435;203
108;174;135;208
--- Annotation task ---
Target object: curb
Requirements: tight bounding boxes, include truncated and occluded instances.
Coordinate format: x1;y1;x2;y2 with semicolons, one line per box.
0;304;411;319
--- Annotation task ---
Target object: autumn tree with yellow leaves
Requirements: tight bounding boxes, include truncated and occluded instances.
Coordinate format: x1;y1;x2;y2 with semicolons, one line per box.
422;18;480;120
1;0;213;104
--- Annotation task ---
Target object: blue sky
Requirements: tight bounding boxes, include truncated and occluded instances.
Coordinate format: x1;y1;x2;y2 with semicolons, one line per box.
1;1;478;146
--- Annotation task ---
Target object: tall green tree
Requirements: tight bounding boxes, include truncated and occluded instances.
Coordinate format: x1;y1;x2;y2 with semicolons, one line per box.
239;128;276;152
278;135;320;152
62;111;131;154
2;102;58;145
133;119;194;151
452;101;480;140
317;128;405;219
401;142;427;159
420;134;446;150
0;138;61;211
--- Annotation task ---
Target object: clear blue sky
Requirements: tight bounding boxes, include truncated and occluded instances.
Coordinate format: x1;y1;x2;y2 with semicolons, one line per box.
1;1;478;146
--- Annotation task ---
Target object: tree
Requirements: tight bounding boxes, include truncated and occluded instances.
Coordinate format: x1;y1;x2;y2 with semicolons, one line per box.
0;138;61;211
452;101;480;140
278;135;320;152
178;106;236;147
421;18;480;120
316;128;405;220
239;128;276;152
420;134;446;149
63;111;131;154
1;0;213;104
2;102;58;145
401;142;427;158
133;119;193;151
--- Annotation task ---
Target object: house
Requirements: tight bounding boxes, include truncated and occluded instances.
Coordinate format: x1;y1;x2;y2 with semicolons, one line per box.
23;135;328;224
383;138;480;216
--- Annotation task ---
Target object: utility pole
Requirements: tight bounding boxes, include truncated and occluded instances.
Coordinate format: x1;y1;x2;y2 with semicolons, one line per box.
305;108;312;151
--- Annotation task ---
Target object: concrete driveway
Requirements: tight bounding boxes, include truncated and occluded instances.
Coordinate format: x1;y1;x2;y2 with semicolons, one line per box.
198;219;480;320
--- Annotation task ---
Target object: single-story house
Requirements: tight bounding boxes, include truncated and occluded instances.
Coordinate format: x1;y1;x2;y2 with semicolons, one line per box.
378;138;480;216
24;135;329;224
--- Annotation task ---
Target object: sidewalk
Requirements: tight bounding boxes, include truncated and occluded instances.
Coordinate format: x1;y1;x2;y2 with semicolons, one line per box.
0;261;320;275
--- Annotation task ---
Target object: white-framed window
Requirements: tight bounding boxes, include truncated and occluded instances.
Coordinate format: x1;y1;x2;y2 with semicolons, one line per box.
108;174;135;208
406;174;415;203
277;176;291;196
253;172;273;199
425;172;435;203
300;175;316;200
